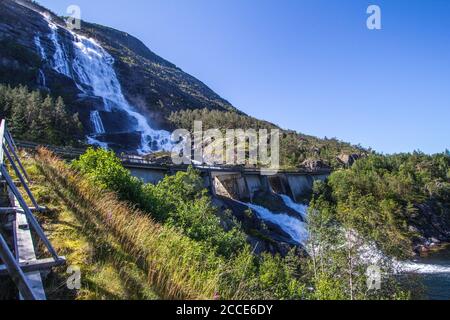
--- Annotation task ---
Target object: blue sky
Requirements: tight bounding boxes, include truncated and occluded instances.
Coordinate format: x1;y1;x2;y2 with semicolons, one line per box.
38;0;450;154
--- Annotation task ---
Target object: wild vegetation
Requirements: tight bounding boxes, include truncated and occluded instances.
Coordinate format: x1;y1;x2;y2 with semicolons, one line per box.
310;152;450;259
72;148;246;259
20;148;410;300
169;108;366;169
0;84;83;145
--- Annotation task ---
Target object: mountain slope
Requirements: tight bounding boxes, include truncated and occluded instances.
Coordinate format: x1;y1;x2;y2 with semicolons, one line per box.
0;0;364;166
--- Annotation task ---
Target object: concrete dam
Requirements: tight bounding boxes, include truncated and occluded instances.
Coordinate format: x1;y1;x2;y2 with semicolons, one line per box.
15;141;331;253
123;156;330;253
122;156;330;203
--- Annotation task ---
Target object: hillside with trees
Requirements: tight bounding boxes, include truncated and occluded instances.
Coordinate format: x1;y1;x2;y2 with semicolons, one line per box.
310;152;450;259
0;84;83;145
169;108;367;169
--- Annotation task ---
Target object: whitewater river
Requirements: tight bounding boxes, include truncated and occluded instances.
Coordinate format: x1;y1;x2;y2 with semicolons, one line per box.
244;195;450;300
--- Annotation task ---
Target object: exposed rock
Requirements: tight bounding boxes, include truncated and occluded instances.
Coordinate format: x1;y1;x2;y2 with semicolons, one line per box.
0;0;239;152
410;202;450;255
337;153;361;166
300;159;331;171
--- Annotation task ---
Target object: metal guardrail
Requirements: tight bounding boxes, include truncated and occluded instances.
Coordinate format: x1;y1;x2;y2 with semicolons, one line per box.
15;140;332;176
0;119;65;300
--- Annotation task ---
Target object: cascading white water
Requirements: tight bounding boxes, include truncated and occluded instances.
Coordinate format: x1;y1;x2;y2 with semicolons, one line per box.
282;193;450;275
37;69;46;87
242;201;309;246
47;21;71;77
38;16;172;154
400;262;450;274
86;136;109;149
34;36;47;87
358;240;450;275
34;35;46;59
90;110;105;134
69;33;173;153
280;195;308;221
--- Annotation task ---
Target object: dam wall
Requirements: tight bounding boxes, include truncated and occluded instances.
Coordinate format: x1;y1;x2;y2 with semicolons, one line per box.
128;167;167;185
125;162;330;202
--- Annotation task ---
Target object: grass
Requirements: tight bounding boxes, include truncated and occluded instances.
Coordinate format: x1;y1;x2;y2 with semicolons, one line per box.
20;148;226;300
19;151;158;300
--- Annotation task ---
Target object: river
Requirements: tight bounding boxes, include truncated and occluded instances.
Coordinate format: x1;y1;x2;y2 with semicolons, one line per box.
416;248;450;300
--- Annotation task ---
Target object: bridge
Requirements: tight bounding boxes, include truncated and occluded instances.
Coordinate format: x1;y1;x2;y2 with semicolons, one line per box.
15;140;331;203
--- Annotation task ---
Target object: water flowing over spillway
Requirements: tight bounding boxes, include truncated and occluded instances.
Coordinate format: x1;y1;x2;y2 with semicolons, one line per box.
37;16;173;154
280;195;308;221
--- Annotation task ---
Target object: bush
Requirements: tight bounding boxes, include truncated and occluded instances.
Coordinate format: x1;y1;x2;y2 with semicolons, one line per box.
72;148;246;258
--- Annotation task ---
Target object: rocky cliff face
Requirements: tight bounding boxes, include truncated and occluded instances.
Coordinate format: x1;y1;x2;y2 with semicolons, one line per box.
0;0;237;153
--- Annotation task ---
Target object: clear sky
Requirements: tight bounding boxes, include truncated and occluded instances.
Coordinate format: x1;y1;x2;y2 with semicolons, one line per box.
38;0;450;154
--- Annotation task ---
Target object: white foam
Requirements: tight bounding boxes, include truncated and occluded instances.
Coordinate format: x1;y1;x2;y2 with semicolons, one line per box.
34;35;46;59
47;21;71;76
86;136;108;149
41;16;172;154
242;201;309;246
357;237;450;275
90;110;105;134
280;194;308;221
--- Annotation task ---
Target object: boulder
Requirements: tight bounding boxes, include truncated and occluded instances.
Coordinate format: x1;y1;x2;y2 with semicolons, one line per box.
300;159;330;171
337;153;361;166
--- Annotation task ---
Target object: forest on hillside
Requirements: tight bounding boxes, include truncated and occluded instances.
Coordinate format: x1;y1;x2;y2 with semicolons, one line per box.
169;108;366;169
0;84;83;145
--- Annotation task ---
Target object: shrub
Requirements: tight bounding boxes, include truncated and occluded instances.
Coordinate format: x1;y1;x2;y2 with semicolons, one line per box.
72;148;246;258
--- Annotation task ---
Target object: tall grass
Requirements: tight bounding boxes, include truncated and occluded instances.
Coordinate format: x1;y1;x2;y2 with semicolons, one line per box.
34;148;224;300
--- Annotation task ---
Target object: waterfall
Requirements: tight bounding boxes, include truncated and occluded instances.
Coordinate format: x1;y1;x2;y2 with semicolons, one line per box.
41;16;173;154
34;35;46;59
242;201;309;246
47;21;71;77
34;36;47;88
249;194;450;275
69;33;172;153
37;69;46;87
90;110;105;134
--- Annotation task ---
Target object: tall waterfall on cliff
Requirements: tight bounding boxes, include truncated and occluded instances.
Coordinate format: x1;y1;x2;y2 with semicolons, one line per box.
47;22;71;77
37;16;173;154
34;35;46;59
